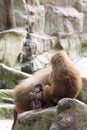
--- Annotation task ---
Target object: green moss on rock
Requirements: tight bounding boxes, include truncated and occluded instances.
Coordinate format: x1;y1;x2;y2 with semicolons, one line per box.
0;90;13;102
14;108;56;130
0;104;14;119
15;115;53;130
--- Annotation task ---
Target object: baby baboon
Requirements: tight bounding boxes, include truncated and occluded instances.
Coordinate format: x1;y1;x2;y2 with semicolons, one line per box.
14;66;51;113
30;83;45;110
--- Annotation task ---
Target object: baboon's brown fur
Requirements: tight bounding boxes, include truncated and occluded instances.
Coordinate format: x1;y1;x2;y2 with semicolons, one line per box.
14;51;82;111
43;51;82;104
14;66;51;112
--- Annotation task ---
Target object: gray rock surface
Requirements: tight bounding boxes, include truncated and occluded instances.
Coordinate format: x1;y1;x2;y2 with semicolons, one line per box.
13;98;87;130
0;29;26;67
50;98;87;130
0;63;31;89
0;0;87;71
14;107;56;130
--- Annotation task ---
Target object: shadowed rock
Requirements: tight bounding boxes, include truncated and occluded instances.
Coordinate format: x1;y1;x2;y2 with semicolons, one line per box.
50;98;87;130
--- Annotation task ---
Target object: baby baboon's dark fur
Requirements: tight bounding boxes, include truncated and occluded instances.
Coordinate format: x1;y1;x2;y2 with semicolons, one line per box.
14;66;51;112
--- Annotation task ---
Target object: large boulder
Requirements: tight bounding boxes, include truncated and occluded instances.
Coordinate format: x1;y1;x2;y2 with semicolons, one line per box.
50;98;87;130
14;107;56;130
13;98;87;130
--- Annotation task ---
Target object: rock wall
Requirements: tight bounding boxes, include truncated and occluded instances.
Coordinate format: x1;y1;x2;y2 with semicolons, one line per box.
0;29;26;67
0;0;87;72
0;0;87;100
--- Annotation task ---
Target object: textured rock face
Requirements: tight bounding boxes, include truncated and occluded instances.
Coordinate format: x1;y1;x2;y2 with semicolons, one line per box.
0;63;31;89
44;6;83;36
0;0;87;70
14;107;56;130
0;29;26;67
13;99;87;130
50;98;87;130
